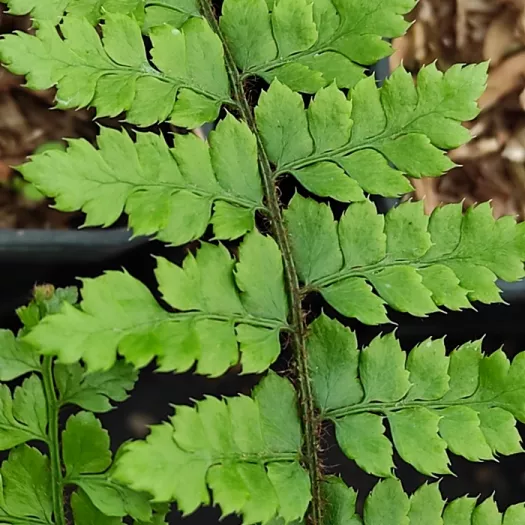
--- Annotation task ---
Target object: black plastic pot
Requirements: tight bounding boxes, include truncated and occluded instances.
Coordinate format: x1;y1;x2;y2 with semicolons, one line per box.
0;227;144;263
0;227;147;316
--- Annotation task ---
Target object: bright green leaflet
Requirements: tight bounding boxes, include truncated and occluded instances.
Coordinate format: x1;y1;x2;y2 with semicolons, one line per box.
3;0;199;28
220;0;416;93
0;13;231;127
285;196;525;324
113;373;311;523
255;63;487;200
25;232;288;375
307;315;525;477
20;116;263;243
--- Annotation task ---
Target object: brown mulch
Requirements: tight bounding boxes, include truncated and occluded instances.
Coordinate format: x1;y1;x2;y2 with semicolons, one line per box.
0;10;96;229
392;0;525;219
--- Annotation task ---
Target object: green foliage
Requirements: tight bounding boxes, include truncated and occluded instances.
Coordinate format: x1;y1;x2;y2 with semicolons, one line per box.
20;118;263;241
55;361;137;413
2;1;525;525
285;196;525;324
0;14;230;127
4;0;199;28
63;411;151;521
256;63;487;200
0;289;146;525
322;478;525;525
308;315;525;477
113;373;311;523
26;232;288;374
220;0;416;93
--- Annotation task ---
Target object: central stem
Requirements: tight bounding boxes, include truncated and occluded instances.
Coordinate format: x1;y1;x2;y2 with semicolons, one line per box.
42;357;66;525
198;3;323;523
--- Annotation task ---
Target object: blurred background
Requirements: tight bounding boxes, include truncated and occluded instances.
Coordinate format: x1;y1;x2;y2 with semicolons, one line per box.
3;0;525;522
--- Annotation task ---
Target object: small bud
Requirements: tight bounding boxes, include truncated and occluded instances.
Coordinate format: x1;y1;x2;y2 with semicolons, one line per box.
33;283;55;302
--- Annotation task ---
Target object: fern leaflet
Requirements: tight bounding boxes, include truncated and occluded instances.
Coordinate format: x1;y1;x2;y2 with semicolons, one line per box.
25;231;288;374
308;314;525;476
220;0;415;93
113;373;311;523
4;0;199;28
255;64;487;200
322;477;525;525
20;116;263;242
285;197;525;324
0;14;230;127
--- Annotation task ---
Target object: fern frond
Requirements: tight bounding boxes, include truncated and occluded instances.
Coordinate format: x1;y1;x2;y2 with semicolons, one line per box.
323;477;525;525
220;0;415;93
308;314;525;476
19;117;263;242
0;14;230;127
0;291;147;525
25;232;289;374
255;63;487;200
113;372;311;523
285;196;525;324
4;0;199;28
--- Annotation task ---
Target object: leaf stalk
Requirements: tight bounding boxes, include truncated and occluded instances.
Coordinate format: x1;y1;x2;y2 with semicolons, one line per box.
197;2;324;523
42;357;66;525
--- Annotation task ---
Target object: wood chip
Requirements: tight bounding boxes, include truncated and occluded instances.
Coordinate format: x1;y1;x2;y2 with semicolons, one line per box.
395;0;525;220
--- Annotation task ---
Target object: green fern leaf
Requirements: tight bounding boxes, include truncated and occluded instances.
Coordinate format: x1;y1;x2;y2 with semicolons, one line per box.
141;0;201;33
0;330;40;381
4;0;199;29
308;315;525;476
20;118;262;242
4;0;139;25
24;231;288;374
63;412;152;521
113;373;311;523
255;63;487;200
63;412;111;477
0;14;231;127
323;478;525;525
54;361;137;413
0;445;53;523
220;0;415;93
0;375;48;449
285;196;525;324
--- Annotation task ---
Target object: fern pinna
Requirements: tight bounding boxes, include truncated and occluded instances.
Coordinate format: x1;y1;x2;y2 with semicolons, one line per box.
1;0;525;523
